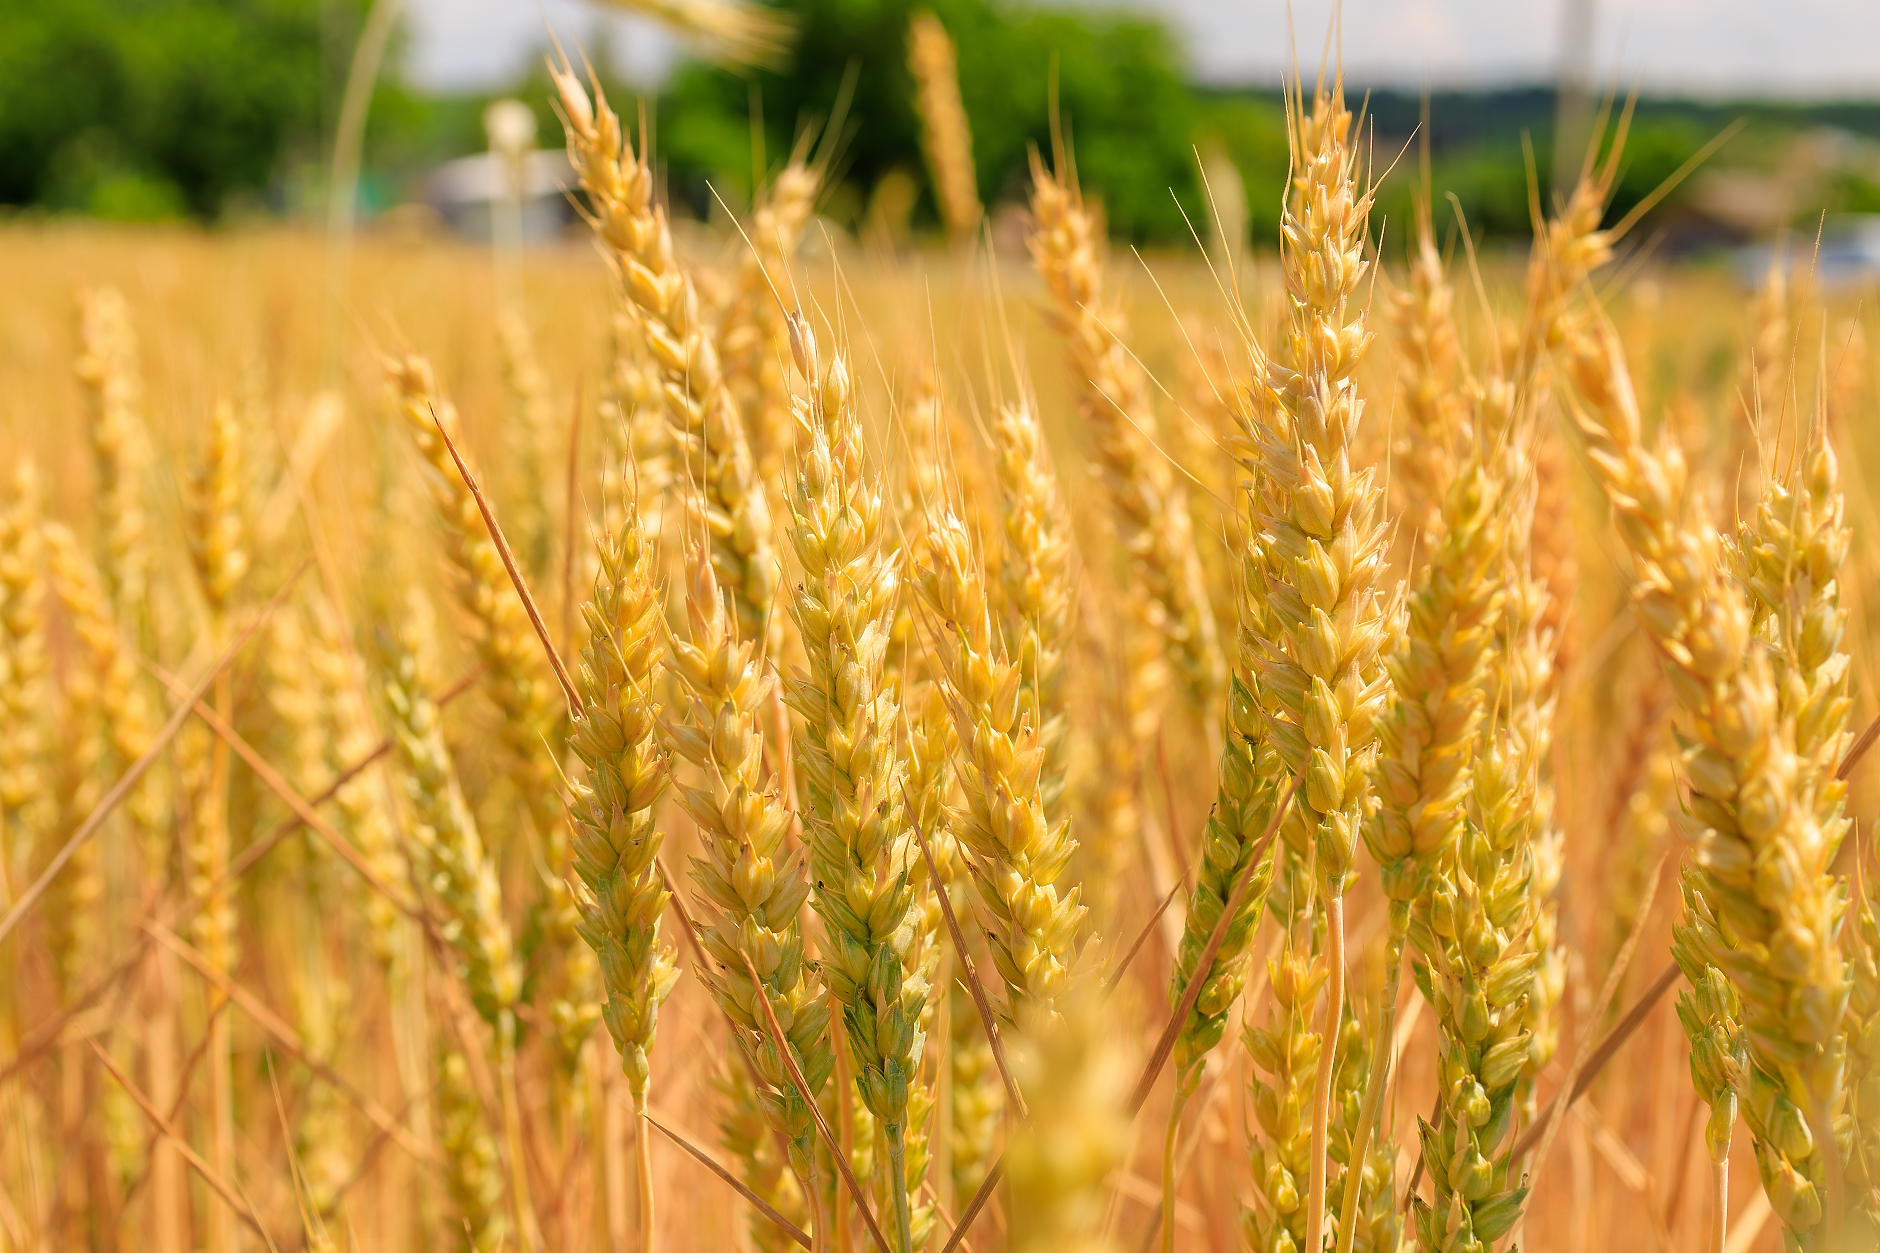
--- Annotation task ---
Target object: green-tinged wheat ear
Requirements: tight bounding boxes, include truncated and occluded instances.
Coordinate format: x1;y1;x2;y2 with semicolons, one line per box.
552;63;779;653
1566;313;1847;1248
916;507;1086;1025
436;1046;509;1252
1228;78;1396;1253
1027;150;1223;716
783;320;932;1252
665;539;833;1223
1842;865;1880;1238
568;506;679;1250
381;590;520;1025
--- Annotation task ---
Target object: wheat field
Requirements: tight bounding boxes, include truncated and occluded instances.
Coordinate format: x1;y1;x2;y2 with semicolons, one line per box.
2;63;1880;1253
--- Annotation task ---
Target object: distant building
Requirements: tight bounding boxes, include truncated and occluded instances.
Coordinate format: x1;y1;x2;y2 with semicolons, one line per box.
426;149;577;243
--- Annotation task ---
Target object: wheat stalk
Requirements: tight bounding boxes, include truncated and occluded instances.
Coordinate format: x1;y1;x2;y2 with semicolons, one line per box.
1028;151;1225;716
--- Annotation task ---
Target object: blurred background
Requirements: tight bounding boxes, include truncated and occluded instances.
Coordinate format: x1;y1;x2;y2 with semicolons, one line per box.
3;0;1877;262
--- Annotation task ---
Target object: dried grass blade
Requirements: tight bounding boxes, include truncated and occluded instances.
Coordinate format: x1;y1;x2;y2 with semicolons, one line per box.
146;920;435;1165
427;406;580;712
739;949;894;1253
87;1036;274;1246
0;557;309;946
1838;711;1880;781
644;1109;813;1250
1105;876;1187;995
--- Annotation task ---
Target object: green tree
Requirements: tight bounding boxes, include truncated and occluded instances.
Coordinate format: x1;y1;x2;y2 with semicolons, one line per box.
0;0;366;218
658;0;1206;241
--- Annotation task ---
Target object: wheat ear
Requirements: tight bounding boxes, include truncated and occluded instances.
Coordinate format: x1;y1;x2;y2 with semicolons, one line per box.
667;540;834;1237
553;63;780;652
568;507;680;1249
990;397;1074;818
0;463;51;864
1843;862;1880;1239
1388;199;1471;544
906;13;982;238
493;310;558;582
74;286;152;629
1232;78;1394;1253
183;397;247;1253
1028;151;1225;716
380;592;536;1246
1567;315;1847;1247
719;160;822;479
781;320;933;1252
917;506;1087;1024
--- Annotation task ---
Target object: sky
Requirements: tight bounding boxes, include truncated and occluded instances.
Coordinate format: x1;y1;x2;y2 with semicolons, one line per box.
402;0;1880;99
